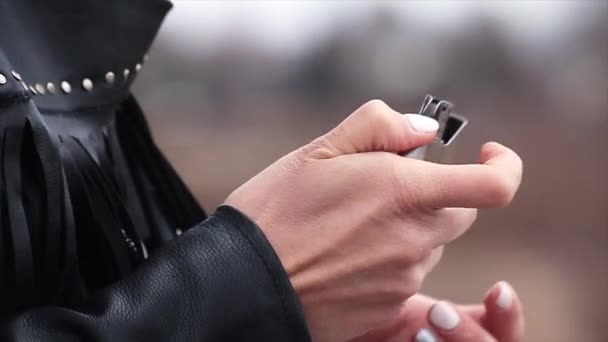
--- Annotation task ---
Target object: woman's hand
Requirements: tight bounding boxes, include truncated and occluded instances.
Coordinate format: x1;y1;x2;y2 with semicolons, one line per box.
350;281;525;342
225;100;523;342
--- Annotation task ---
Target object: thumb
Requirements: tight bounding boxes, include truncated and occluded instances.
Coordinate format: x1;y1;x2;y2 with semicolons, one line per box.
307;99;438;158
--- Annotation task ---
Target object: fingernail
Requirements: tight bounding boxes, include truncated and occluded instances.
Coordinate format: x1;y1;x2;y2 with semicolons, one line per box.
496;281;513;309
430;301;460;330
415;328;437;342
404;113;439;133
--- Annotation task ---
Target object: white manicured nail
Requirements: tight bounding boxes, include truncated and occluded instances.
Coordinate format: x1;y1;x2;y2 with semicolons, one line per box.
496;281;513;309
430;301;460;330
415;328;437;342
404;113;439;133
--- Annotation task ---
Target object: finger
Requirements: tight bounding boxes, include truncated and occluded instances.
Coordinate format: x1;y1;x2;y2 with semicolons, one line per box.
426;208;478;247
459;304;486;323
307;99;438;158
483;281;525;342
417;246;444;276
398;142;523;209
349;294;437;342
427;301;497;342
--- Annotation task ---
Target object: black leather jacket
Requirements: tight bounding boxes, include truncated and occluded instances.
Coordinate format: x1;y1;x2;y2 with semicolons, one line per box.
0;0;311;340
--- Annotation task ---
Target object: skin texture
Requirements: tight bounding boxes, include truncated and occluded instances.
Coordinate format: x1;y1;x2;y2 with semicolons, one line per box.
350;281;525;342
225;100;523;342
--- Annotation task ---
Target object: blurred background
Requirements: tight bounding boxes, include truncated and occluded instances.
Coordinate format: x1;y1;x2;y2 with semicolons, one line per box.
132;1;608;341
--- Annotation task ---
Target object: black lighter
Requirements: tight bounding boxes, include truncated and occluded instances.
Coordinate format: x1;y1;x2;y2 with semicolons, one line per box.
404;94;468;163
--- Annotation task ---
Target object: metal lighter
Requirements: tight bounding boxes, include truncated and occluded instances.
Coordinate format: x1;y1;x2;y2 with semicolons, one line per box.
404;94;468;163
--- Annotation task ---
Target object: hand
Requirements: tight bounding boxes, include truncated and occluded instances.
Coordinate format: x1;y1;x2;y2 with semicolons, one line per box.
225;100;523;342
350;281;524;342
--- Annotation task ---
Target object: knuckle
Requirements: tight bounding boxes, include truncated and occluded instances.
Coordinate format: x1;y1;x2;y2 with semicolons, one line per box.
467;208;479;223
385;241;421;268
487;174;516;207
408;269;425;292
382;245;429;300
396;246;423;267
388;162;405;203
376;268;418;301
389;161;423;213
397;235;432;266
302;134;339;159
430;208;474;245
513;149;524;170
386;234;429;267
450;207;478;228
361;99;389;114
393;281;416;300
361;100;393;126
387;271;421;300
427;246;444;270
471;207;479;220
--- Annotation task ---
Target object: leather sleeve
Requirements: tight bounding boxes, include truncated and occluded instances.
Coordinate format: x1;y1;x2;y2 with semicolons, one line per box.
0;205;312;342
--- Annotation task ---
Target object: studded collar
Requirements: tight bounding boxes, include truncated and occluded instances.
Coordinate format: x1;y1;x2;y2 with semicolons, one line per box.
0;0;172;112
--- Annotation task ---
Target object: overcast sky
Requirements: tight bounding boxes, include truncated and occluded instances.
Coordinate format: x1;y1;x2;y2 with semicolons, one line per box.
162;1;600;56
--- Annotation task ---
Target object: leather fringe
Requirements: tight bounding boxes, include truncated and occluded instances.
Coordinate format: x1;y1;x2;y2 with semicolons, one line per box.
0;107;74;314
0;96;206;315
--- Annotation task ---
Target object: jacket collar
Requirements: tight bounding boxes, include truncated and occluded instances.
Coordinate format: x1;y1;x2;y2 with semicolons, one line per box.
0;0;172;112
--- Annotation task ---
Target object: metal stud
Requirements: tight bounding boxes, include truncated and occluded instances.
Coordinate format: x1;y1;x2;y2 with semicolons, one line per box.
140;241;149;259
176;228;183;236
47;82;57;94
123;68;130;80
35;83;46;95
105;71;115;85
11;70;21;81
135;63;142;72
21;81;28;90
0;73;6;85
60;81;72;94
29;85;37;95
82;78;93;91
